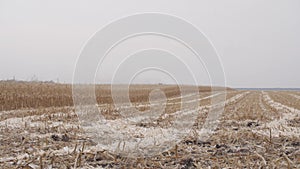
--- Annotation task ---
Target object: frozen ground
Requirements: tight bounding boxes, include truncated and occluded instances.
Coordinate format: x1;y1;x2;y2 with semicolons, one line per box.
0;90;299;168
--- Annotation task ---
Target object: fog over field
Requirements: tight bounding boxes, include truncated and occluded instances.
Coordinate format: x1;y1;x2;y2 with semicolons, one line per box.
1;0;300;87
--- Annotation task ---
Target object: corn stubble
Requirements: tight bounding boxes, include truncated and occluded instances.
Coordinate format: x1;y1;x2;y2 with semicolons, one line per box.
0;82;299;168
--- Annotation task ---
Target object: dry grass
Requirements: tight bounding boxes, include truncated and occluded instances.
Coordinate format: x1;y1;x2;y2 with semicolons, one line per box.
0;82;299;168
0;81;231;111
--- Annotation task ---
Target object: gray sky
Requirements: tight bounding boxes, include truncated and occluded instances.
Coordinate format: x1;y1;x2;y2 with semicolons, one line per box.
0;0;299;88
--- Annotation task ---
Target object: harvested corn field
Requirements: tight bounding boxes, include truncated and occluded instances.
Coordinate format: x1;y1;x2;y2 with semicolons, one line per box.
0;82;299;168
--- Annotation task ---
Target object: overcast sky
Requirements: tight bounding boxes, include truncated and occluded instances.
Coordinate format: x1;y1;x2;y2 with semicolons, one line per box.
0;0;299;88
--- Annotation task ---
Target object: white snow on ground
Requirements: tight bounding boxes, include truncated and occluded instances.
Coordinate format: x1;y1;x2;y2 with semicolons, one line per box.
289;94;300;100
262;92;299;113
111;92;214;109
183;92;222;104
0;111;77;129
0;114;45;129
82;91;250;156
105;91;233;110
197;91;249;139
258;93;268;112
254;92;300;137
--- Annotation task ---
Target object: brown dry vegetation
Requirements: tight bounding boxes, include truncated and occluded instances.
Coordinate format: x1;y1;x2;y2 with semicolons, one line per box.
0;81;231;111
0;82;299;168
268;91;300;110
